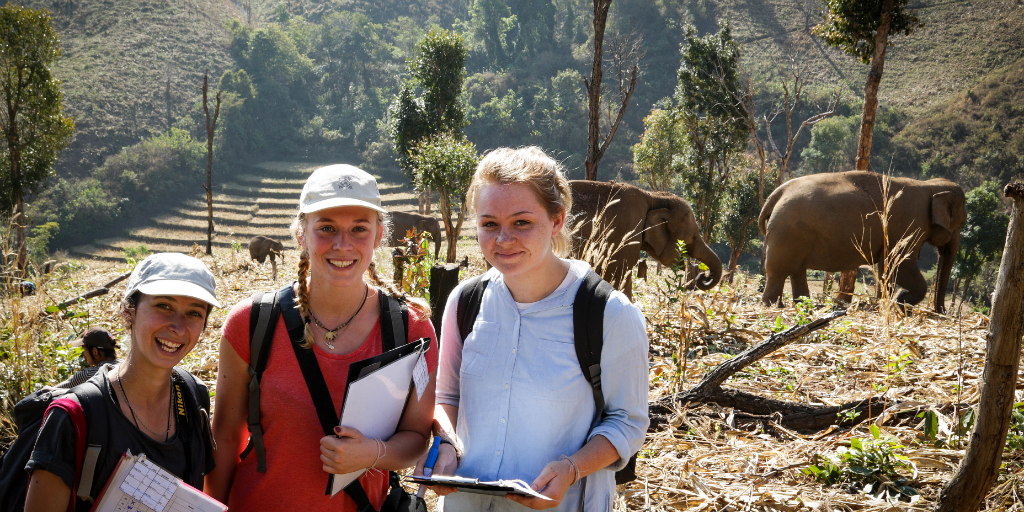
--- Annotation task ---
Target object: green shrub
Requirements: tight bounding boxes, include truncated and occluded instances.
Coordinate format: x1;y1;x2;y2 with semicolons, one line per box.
803;424;918;500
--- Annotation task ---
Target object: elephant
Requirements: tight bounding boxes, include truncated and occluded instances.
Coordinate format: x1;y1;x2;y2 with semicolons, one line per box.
758;171;966;312
249;235;285;280
569;180;723;298
388;211;442;260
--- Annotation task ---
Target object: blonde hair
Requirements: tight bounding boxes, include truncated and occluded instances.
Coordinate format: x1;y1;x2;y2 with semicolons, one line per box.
467;146;573;257
289;210;430;349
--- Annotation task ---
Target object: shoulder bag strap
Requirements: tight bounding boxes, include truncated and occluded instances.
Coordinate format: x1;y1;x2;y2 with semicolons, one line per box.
378;289;408;352
240;289;282;472
456;276;489;342
573;271;614;426
69;380;107;504
44;397;87;512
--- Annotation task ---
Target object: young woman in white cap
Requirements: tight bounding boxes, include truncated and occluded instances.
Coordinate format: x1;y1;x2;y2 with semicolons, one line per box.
206;164;438;511
418;147;649;511
24;253;221;512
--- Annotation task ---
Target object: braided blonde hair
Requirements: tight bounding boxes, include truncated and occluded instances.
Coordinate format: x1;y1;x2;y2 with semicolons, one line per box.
289;211;430;349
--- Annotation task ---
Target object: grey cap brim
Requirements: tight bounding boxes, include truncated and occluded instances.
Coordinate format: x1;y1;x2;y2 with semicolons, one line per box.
138;280;222;308
300;197;387;215
70;338;86;347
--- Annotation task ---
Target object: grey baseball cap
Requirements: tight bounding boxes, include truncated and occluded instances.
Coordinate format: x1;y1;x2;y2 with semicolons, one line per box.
124;253;221;308
299;164;386;215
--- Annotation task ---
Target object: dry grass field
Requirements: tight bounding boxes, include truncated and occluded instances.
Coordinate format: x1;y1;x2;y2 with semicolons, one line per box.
4;162;1023;511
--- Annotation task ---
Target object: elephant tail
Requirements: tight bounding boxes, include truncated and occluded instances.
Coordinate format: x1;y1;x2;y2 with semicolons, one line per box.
758;188;784;236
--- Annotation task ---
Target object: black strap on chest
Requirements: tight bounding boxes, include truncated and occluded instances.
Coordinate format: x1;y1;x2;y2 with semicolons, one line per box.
247;284;408;512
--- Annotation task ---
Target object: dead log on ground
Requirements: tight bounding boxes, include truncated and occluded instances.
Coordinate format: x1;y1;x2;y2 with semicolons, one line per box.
51;272;131;312
649;310;894;432
934;182;1024;512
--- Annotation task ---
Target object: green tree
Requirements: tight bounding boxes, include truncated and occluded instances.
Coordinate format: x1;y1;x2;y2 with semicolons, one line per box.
814;0;922;171
951;181;1009;307
389;29;468;213
799;114;859;174
410;133;478;262
469;0;512;67
722;161;777;281
0;5;74;270
673;23;748;240
632;107;686;192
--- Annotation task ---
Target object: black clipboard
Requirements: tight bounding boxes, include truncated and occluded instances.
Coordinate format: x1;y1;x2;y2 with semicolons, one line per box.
405;475;554;500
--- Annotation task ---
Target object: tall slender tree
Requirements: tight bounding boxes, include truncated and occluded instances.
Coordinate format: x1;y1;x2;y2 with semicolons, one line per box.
202;70;222;256
0;5;73;271
582;1;642;181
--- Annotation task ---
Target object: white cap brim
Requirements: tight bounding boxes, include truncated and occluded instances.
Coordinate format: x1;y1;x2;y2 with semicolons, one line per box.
138;280;222;308
300;197;387;215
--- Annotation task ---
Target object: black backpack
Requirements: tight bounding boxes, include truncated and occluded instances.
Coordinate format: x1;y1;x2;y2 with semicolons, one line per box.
457;271;641;485
0;366;211;512
243;284;425;512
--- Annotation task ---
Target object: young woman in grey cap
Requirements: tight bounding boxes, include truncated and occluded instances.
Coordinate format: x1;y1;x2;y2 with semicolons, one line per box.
24;253;221;511
206;164;438;511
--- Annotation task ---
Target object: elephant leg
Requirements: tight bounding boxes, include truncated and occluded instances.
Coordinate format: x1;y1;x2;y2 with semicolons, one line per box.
893;260;928;305
790;271;810;300
761;272;788;306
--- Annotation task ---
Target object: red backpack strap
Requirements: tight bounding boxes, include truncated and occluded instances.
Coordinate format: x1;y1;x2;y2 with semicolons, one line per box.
43;396;87;512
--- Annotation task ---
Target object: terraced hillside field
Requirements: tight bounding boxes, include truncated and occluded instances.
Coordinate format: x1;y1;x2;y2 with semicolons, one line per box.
69;162;473;265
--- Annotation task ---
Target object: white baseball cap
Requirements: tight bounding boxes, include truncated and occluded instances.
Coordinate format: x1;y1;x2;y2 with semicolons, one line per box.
299;164;386;215
124;253;221;308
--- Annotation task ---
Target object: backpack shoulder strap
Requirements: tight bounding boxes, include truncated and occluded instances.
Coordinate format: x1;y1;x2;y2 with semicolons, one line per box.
72;377;107;503
240;288;284;473
44;395;88;512
457;276;489;341
573;271;615;423
378;289;409;351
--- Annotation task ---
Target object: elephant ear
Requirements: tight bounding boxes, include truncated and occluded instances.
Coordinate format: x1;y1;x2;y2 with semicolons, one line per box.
930;191;956;245
644;208;673;260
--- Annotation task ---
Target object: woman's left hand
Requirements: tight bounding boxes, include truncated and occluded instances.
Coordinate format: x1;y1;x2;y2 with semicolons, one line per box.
505;459;575;509
320;426;377;475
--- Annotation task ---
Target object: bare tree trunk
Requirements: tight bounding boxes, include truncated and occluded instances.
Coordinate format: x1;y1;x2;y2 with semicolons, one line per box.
583;3;640;181
837;269;857;302
854;0;895;172
934;182;1024;510
202;71;221;256
12;150;26;272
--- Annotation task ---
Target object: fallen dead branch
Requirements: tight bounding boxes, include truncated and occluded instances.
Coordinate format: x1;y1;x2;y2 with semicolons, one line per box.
51;271;131;312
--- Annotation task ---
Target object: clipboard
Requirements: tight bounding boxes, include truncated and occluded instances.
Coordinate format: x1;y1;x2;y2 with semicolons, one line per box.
405;475;554;501
326;337;431;496
90;450;227;512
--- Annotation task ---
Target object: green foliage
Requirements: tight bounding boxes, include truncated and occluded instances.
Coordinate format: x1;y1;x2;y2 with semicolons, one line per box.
396;229;435;298
953;180;1009;300
0;4;74;214
802;424;918;500
1005;403;1024;451
26;221;58;265
673;24;748;241
632;108;686;191
390;29;468;180
721;162;777;265
799;115;859;174
410;133;478;262
122;244;151;265
813;0;924;64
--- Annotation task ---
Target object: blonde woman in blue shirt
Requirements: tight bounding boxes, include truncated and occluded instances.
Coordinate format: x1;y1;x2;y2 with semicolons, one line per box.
418;147;649;511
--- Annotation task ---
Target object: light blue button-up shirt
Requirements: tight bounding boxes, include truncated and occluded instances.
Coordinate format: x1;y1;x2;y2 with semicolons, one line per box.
436;260;650;511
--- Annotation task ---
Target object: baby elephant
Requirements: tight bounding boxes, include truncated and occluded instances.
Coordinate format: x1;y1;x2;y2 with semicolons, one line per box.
249;236;284;280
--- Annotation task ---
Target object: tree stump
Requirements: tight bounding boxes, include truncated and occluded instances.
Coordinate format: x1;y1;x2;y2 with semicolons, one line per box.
837;269;857;302
934;182;1024;511
428;263;462;338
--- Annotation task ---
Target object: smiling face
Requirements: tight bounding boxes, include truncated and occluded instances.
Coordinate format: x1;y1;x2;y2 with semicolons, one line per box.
127;294;209;370
298;205;384;290
476;182;566;280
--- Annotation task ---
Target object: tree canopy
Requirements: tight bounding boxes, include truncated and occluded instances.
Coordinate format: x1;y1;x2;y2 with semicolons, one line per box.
813;0;923;64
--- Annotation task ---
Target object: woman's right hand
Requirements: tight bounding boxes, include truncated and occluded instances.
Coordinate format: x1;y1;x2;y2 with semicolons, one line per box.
413;443;459;496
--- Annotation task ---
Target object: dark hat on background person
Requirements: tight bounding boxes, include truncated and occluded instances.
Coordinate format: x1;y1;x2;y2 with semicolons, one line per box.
70;326;119;350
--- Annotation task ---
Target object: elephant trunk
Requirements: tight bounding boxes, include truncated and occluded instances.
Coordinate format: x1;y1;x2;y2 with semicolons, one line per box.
933;233;959;314
689;237;723;290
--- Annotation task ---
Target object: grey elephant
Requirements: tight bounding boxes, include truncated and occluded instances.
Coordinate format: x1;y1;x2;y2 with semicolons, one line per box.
249;235;284;280
569;180;723;298
388;211;442;260
759;171;966;312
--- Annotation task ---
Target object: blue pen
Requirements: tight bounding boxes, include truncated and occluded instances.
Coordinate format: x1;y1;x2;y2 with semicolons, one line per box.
416;437;442;498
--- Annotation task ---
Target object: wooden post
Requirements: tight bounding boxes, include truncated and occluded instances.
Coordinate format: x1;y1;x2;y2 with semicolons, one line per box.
392;249;405;289
837;269;857;302
428;263;462;338
934;182;1024;512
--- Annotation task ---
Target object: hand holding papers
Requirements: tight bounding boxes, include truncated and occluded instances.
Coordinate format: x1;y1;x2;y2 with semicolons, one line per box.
326;337;431;496
405;475;554;501
90;451;227;512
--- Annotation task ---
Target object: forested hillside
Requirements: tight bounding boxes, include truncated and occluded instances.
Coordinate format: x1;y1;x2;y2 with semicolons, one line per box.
17;0;1024;251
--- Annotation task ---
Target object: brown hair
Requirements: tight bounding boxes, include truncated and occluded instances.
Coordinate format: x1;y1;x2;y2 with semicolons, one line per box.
466;146;573;257
289;211;430;349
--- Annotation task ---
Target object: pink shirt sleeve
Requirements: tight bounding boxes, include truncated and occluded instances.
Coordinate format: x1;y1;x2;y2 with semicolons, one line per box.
222;297;255;364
